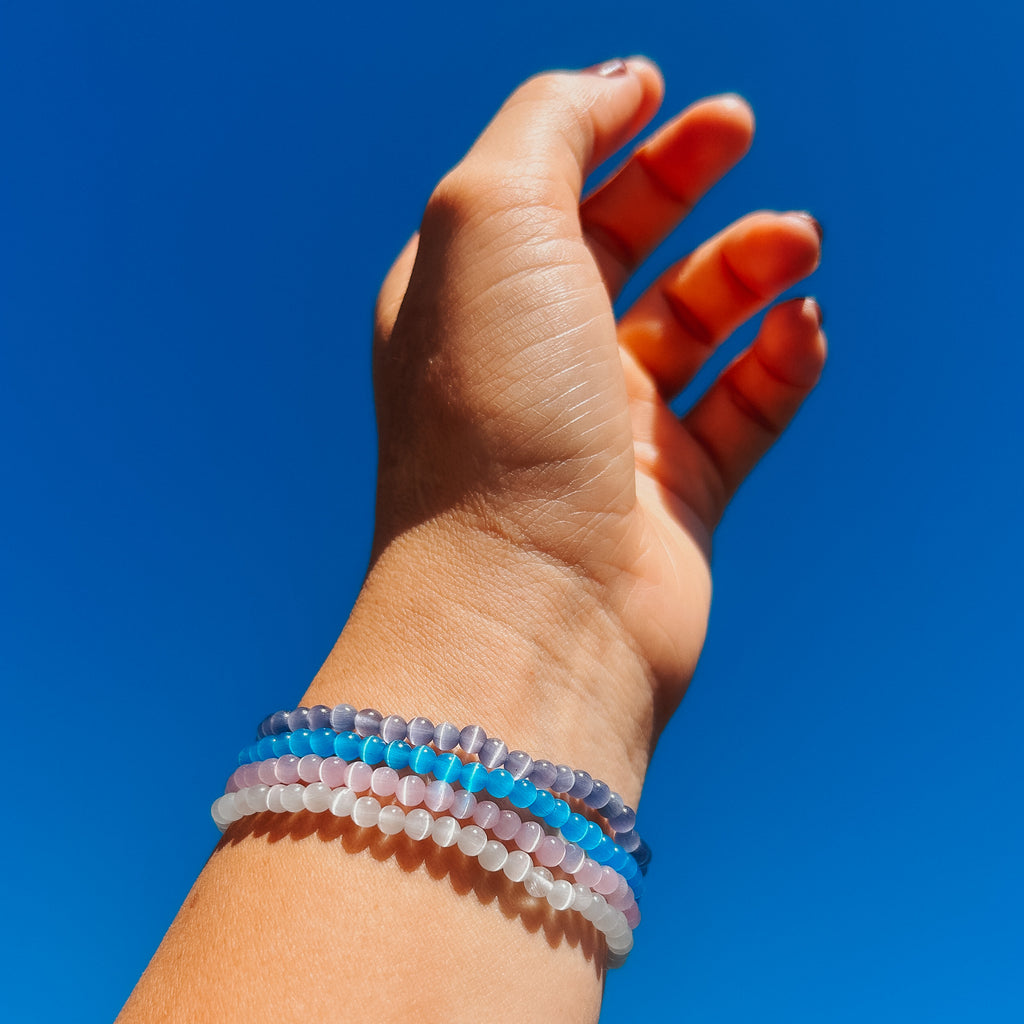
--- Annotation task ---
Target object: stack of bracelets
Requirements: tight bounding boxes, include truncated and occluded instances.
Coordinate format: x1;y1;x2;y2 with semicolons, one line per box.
212;703;652;965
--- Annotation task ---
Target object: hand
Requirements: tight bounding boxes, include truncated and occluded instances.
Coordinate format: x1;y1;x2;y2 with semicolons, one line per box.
316;59;824;796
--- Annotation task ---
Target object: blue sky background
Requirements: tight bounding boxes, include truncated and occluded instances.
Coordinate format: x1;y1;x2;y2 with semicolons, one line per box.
2;1;1021;1020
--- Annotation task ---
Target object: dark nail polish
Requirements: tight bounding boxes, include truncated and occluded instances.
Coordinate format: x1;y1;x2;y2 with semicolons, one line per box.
583;59;629;77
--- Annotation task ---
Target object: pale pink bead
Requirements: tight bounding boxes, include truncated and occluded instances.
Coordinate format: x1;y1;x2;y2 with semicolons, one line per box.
347;761;373;793
595;866;619;896
424;779;455;813
575;858;602;889
624;903;641;929
225;774;241;794
257;759;279;786
371;766;399;797
241;763;260;788
275;755;301;784
609;875;632;909
493;809;522;841
395;774;426;807
298;754;323;783
472;800;500;830
514;820;543;853
319;756;348;788
450;790;477;819
535;835;565;868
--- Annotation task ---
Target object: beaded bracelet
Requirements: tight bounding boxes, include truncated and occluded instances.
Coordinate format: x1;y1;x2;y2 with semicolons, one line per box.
235;735;647;887
255;704;641;838
213;784;634;962
225;758;642;912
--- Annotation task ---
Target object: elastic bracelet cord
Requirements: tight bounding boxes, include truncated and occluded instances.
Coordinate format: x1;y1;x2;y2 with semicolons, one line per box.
237;724;647;876
235;735;649;884
255;705;641;839
212;784;635;962
225;758;642;910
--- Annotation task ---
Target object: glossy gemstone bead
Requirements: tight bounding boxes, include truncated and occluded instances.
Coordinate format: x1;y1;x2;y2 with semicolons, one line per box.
384;741;411;770
532;790;555;820
553;765;575;792
395;774;426;807
634;839;652;871
457;824;487;857
423;779;455;813
561;813;589;844
408;745;437;775
616;828;640;853
346;761;373;793
472;800;500;830
333;731;362;760
307;705;333;731
602;792;625;820
270;734;292;758
478;737;508;770
609;807;637;833
459;724;486;755
403;807;432;841
354;708;383;737
571;883;594;913
298;755;323;783
275;755;301;784
494;809;522;841
535;835;565;868
584;779;611;810
407;716;435;746
281;783;306;813
352;796;381;828
267;785;287;814
576;858;602;889
569;770;594;801
320;756;348;788
433;752;462;784
257;759;279;786
620;855;638;881
624;903;641;929
450;790;477;820
370;766;399;797
288;730;313;757
380;714;407;743
433;721;460;751
460;762;489;793
430;816;460;848
256;736;275;761
286;707;310;732
514;821;543;853
547;799;571;829
579;822;605;852
561;843;585;875
503;750;533;781
502;850;532;883
591;836;614;864
359;735;387;765
524;867;554;899
528;759;557;789
478;840;508;872
581;893;607;923
377;805;406;835
546;879;574;911
595;866;619;896
484;769;514;799
329;704;357;732
607;845;629;873
509;779;537;809
269;710;290;735
302;782;332;813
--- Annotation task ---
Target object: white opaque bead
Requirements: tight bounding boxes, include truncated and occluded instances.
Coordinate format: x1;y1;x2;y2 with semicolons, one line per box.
524;867;554;899
211;795;233;828
302;782;332;813
243;785;269;814
267;784;287;814
606;929;634;955
431;816;460;848
456;824;487;857
403;808;432;841
281;784;306;813
502;849;532;883
330;787;357;817
477;840;509;872
352;796;381;828
377;804;406;835
546;879;575;911
571;883;594;914
582;893;607;923
593;903;619;934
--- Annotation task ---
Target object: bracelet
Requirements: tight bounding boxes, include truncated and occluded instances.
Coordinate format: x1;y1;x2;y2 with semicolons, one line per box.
255;704;640;837
225;758;642;910
213;784;635;962
234;737;646;888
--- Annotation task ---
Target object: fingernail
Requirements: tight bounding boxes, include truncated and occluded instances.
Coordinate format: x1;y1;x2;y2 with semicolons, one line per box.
803;296;824;327
583;59;630;77
792;211;824;243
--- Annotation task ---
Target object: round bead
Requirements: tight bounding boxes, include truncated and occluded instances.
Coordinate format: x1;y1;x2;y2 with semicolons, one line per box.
607;845;629;873
514;820;543;853
379;714;408;743
528;759;557;789
478;840;508;872
571;883;594;913
329;704;357;732
423;779;455;813
579;821;604;852
450;790;477;820
352;795;381;827
535;835;566;868
403;807;432;841
617;828;640;853
459;724;486;755
275;755;301;784
354;708;383;737
267;735;289;758
395;774;426;808
433;752;462;784
591;835;614;864
302;782;332;813
595;866;619;896
266;785;287;814
333;731;362;760
346;761;373;793
286;707;310;732
484;769;514;799
407;716;435;746
281;783;306;813
547;799;571;829
433;721;460;751
609;807;637;833
620;855;638;881
584;779;611;810
608;876;633;911
309;727;335;757
307;705;333;730
494;809;522;841
576;858;602;889
319;757;348;788
360;735;387;765
561;813;589;843
561;842;586;875
478;737;508;770
297;754;323;783
502;850;532;883
569;770;594;801
330;787;357;817
430;816;460;848
546;879;575;911
370;766;399;797
383;741;411;770
602;792;625;821
377;805;406;835
553;764;576;792
624;903;641;930
269;710;290;735
472;800;500;830
581;893;607;923
288;730;313;756
243;786;269;814
524;867;554;899
457;824;487;857
531;790;555;820
509;779;537;809
503;750;533;780
607;930;634;956
257;759;279;786
408;745;437;775
460;762;489;793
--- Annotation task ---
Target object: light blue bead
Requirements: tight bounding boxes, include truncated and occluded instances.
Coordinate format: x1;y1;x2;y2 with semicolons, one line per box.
434;752;463;784
579;821;604;851
461;762;489;792
270;734;292;758
333;731;361;760
408;745;437;775
310;728;336;757
620;855;638;881
591;835;614;864
360;735;387;765
547;799;571;829
532;789;555;820
256;736;276;761
288;729;313;756
608;846;629;873
562;813;588;843
485;769;514;799
385;741;412;770
509;779;537;809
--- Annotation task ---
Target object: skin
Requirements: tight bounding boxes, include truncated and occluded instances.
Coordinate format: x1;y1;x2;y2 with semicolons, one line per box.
117;58;824;1023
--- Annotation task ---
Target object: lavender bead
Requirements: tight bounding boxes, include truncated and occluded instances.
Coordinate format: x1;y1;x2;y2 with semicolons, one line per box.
329;704;357;732
602;791;625;820
617;828;641;853
528;759;557;789
451;790;477;820
503;750;533;781
459;724;486;755
494;809;522;841
478;737;508;770
286;707;310;731
584;779;611;810
407;716;435;746
609;807;637;833
307;705;333;731
269;710;290;735
569;770;594;800
380;714;408;743
257;713;275;738
433;721;460;751
354;708;383;738
553;764;576;793
561;842;586;875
